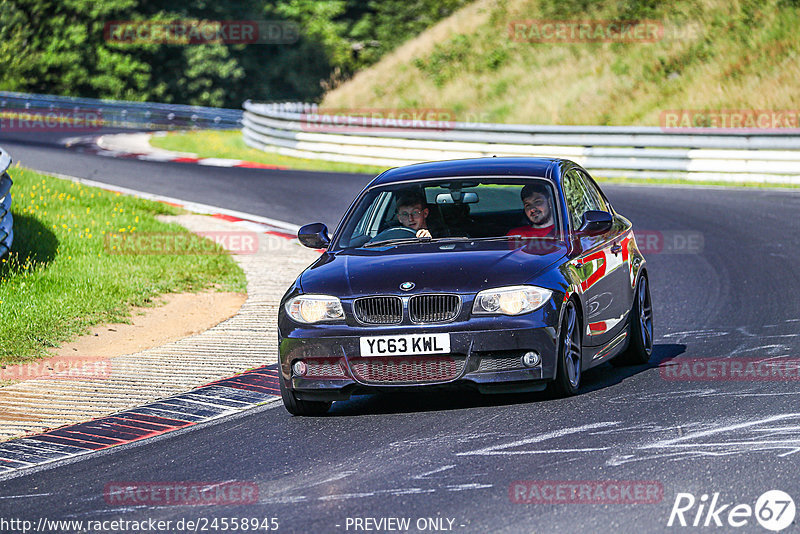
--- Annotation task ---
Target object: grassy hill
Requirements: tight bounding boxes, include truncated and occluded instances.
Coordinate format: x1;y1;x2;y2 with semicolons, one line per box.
322;0;800;126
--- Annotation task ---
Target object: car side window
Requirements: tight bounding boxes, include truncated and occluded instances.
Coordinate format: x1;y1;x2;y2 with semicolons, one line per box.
563;169;601;229
578;170;609;212
346;191;393;243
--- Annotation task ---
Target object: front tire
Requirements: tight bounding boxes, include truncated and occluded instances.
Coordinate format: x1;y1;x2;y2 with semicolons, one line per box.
613;274;654;366
280;374;331;416
550;300;582;397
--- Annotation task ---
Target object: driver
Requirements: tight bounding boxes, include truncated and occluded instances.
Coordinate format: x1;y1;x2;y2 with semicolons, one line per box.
396;192;433;238
507;183;555;238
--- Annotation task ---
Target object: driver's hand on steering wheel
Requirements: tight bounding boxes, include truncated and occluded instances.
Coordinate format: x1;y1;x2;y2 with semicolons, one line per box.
416;229;432;238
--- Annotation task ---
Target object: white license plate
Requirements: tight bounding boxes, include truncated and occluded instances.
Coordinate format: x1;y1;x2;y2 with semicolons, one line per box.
360;333;450;357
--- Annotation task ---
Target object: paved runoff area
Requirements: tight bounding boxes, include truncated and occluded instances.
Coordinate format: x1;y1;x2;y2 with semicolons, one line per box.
0;213;320;474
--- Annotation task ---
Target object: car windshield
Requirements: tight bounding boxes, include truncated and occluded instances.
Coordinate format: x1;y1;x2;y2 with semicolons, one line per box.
333;178;562;249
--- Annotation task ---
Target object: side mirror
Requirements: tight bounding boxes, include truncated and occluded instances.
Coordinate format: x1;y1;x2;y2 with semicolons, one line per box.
578;211;613;235
298;223;330;249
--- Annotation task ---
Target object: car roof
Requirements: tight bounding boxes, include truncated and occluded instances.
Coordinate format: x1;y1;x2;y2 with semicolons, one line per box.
369;157;566;187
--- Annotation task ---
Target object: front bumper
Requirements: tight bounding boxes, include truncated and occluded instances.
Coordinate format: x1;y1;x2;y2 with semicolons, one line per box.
278;324;558;401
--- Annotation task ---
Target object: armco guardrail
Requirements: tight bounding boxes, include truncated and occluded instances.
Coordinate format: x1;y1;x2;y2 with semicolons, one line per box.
0;146;13;258
1;91;242;130
242;102;800;183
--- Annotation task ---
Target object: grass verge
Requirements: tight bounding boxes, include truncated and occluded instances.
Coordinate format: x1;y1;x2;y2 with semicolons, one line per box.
0;165;247;366
323;0;800;126
150;130;386;175
596;176;800;190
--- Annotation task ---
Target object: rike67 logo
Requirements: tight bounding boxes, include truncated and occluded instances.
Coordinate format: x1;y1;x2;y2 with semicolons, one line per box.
668;490;796;531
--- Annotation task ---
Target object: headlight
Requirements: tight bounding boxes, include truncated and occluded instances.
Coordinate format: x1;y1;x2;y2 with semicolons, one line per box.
285;295;344;323
472;285;552;316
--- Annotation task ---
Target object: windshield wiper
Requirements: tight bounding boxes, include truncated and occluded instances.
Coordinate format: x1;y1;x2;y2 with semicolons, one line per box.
427;236;472;243
363;235;475;248
471;235;561;241
466;235;566;244
363;235;562;248
363;237;423;248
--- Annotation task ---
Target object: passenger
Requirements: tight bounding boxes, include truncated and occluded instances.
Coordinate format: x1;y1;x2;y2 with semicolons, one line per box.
396;192;433;238
506;183;556;238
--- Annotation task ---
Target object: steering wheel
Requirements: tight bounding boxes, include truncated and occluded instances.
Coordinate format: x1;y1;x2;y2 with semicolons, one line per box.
371;226;417;242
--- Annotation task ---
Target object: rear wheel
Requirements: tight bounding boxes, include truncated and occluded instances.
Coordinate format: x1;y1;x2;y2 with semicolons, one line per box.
550;300;582;397
280;374;331;416
613;274;653;366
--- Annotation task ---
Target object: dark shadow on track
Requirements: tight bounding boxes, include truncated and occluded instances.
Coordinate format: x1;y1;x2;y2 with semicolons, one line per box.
577;342;687;394
324;343;686;417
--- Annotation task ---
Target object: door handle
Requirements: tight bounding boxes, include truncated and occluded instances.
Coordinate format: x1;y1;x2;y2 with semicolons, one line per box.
610;243;622;254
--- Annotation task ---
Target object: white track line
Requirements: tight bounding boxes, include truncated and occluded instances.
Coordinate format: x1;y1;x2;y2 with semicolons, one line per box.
48;171;300;234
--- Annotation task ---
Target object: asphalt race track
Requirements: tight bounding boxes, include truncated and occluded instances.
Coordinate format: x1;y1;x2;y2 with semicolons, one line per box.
2;131;800;533
0;130;372;230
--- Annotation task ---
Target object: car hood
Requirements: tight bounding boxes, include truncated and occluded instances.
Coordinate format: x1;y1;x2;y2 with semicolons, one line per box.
299;241;567;297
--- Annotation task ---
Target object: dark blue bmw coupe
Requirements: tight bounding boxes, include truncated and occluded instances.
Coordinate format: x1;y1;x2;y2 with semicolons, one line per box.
277;157;652;415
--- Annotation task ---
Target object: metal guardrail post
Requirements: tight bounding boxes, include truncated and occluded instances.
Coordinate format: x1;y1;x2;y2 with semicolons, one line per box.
0;90;243;130
240;102;800;183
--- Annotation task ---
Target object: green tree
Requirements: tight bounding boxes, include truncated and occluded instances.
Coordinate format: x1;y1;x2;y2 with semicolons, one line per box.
0;0;468;106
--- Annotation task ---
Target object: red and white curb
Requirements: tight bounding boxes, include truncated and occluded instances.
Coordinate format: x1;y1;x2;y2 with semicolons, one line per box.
50;172;302;238
0;367;282;478
65;133;288;170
